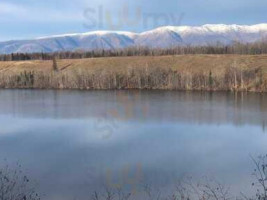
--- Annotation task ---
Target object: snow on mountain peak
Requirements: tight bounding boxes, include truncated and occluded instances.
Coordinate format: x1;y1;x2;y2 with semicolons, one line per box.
2;24;267;54
37;31;138;40
159;24;267;34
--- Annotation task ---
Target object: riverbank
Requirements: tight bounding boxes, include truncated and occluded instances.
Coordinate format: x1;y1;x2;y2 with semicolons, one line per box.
0;54;266;91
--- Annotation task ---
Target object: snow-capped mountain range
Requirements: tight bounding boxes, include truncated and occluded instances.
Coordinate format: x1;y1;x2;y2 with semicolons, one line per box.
1;24;267;54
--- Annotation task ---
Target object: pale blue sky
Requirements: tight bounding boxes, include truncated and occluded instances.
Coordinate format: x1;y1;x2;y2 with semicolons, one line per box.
0;0;266;41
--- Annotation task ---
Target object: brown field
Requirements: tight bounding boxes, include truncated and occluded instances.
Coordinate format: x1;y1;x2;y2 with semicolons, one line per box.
0;54;267;91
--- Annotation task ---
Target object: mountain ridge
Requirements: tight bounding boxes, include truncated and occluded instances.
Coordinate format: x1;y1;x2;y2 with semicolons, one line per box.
1;23;267;54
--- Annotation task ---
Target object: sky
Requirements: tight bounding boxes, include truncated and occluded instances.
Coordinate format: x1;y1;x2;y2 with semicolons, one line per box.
0;0;267;41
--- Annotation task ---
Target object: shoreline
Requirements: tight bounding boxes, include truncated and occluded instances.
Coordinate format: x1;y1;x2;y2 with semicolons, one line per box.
0;55;266;92
0;87;266;93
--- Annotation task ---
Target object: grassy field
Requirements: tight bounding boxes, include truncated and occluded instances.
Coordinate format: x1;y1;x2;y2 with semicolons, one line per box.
0;54;267;91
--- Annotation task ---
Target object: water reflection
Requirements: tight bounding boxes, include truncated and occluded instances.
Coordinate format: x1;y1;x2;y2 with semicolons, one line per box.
0;90;266;200
0;90;266;127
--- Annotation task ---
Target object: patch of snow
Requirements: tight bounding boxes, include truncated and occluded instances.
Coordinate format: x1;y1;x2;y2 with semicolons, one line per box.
37;31;138;40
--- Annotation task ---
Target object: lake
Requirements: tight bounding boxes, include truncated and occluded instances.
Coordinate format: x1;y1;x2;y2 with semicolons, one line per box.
0;90;267;200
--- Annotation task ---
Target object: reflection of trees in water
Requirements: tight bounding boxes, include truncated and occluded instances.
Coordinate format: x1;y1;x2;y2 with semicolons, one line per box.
96;91;267;129
66;91;267;140
94;91;149;140
0;91;266;128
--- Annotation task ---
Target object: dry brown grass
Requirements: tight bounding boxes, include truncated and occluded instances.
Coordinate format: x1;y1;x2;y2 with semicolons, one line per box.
0;54;266;91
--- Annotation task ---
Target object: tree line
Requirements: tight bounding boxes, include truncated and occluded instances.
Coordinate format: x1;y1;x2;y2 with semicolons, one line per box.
2;41;267;61
0;64;265;92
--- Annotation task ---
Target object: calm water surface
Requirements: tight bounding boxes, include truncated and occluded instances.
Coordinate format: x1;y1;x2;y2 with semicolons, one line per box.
0;90;267;200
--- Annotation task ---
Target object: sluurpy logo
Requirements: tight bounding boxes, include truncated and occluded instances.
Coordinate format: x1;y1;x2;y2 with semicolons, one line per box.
83;3;185;31
94;91;150;140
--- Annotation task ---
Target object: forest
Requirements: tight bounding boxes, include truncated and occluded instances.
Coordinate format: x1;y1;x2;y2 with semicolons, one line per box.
1;41;267;61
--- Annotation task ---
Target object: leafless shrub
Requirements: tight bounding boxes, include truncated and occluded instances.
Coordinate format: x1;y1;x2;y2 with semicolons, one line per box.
90;187;131;200
169;177;231;200
0;162;40;200
143;183;162;200
0;64;265;91
250;155;267;200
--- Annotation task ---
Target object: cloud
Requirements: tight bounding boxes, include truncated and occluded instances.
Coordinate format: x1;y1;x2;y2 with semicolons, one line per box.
0;2;83;23
24;9;83;23
0;2;26;15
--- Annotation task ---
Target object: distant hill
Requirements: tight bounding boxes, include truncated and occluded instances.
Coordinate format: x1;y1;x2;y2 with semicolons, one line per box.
1;24;267;54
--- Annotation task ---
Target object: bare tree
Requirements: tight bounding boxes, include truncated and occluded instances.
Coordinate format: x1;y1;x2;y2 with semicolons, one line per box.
90;187;131;200
251;155;267;200
0;162;40;200
52;56;59;72
172;177;231;200
143;183;162;200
